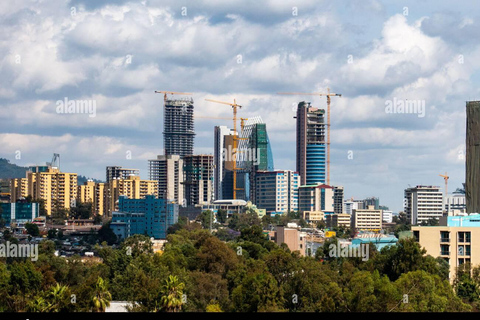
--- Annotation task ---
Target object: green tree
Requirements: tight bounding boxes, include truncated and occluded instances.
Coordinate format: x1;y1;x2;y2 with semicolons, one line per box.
97;222;117;245
216;209;228;224
159;275;185;312
25;223;40;237
198;210;214;229
91;277;112;312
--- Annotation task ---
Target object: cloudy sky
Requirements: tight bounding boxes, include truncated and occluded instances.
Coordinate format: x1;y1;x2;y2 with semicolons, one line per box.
1;0;479;212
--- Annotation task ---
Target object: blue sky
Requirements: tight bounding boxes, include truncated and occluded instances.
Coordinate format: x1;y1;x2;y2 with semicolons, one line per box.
1;0;479;212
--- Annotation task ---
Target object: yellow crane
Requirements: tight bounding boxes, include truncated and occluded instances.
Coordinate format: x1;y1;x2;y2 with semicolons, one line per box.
439;172;449;213
439;172;449;197
205;98;244;199
277;88;342;185
154;91;192;103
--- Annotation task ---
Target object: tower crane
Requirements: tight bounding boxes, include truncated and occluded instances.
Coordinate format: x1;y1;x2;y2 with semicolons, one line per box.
154;91;192;103
205;98;244;199
278;87;341;185
439;172;449;213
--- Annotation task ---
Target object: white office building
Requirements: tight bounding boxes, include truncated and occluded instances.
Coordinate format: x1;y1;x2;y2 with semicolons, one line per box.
404;185;443;225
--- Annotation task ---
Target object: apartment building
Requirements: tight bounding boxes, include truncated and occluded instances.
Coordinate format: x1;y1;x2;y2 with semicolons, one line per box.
255;170;299;214
77;180;106;216
351;205;383;231
412;214;480;282
405;185;443;225
105;175;158;215
326;213;351;228
302;211;325;224
149;155;184;204
111;195;178;240
9;178;28;201
11;166;77;215
333;186;344;214
106;166;139;182
183;154;214;206
298;183;334;214
275;226;307;256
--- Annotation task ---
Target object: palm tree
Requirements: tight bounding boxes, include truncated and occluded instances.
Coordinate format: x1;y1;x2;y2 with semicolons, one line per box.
46;283;69;312
91;277;112;312
27;296;50;312
159;275;185;312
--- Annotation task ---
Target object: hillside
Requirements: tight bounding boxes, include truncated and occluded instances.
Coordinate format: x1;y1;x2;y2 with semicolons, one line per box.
0;158;27;179
0;158;103;183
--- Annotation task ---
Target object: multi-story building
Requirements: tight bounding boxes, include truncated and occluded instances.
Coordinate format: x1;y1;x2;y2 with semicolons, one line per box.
106;166;139;182
333;186;344;214
363;197;379;210
12;165;77;215
163;98;195;157
351;205;383;231
149;155;184;204
382;210;393;223
105;175;158;215
9;178;28;202
214;126;236;200
412;214;480;282
298;184;334;214
183;155;214;206
0;179;11;203
255;170;299;214
302;211;325;224
326;213;351;228
405;185;443;225
1;200;39;226
236;117;274;201
77;180;106;216
445;192;466;215
274;226;307;256
111;195;178;240
296;101;326;186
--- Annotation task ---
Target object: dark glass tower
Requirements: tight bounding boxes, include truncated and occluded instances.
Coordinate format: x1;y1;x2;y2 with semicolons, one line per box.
163;98;195;157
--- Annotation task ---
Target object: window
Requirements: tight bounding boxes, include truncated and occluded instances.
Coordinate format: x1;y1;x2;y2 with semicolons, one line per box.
458;232;471;243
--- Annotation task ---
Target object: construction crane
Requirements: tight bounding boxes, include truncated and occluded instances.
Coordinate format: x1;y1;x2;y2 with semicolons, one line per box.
205;98;243;199
47;153;60;170
154;91;192;103
439;172;449;213
278;87;342;185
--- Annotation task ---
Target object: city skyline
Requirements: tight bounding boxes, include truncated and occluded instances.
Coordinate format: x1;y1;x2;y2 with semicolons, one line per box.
1;1;479;212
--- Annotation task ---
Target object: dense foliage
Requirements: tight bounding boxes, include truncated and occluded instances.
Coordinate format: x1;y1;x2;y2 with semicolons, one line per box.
0;224;477;312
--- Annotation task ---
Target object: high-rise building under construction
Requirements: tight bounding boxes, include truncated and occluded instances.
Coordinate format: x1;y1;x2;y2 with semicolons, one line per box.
295;101;326;186
163;98;195;157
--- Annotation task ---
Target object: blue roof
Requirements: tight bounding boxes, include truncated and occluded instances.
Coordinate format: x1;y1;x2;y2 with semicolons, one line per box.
447;214;480;227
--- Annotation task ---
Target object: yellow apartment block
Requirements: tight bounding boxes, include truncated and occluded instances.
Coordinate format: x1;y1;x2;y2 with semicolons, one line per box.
412;214;480;282
326;213;351;228
11;166;77;215
351;205;383;231
303;211;325;223
78;181;106;216
105;176;158;215
10;178;28;201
